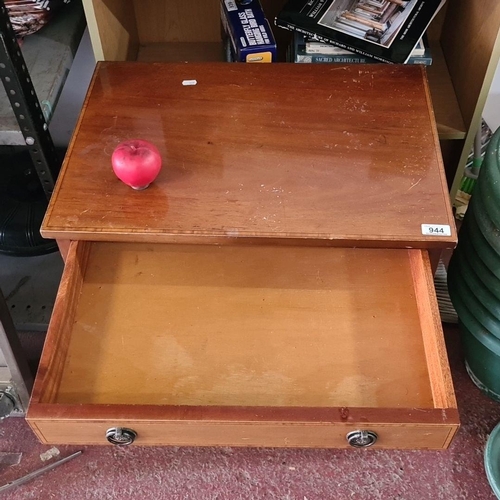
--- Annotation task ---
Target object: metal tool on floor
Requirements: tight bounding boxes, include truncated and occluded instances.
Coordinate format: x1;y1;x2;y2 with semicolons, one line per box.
0;450;82;494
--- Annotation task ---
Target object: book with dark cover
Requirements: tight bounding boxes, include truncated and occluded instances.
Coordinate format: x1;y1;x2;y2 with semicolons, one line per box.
276;0;445;64
291;31;432;64
294;51;433;64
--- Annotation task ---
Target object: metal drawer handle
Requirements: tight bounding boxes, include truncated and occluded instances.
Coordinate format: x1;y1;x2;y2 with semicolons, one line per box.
105;427;137;446
346;430;378;448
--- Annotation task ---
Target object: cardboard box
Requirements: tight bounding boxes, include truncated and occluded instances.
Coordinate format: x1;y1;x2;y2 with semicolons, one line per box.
221;0;277;63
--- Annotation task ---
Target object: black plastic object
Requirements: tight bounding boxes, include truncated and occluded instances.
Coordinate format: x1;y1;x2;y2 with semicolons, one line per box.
0;149;57;256
448;126;500;402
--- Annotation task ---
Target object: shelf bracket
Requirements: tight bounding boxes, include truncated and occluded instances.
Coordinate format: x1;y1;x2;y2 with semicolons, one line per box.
0;0;60;199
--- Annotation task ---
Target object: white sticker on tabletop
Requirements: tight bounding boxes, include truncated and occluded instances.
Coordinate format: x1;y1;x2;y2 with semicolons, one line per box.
421;224;452;236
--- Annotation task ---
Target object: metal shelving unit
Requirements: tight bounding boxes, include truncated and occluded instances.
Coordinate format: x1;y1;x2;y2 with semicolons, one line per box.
0;0;85;194
0;0;86;416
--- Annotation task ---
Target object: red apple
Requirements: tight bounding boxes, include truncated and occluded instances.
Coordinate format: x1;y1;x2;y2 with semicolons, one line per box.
111;139;162;190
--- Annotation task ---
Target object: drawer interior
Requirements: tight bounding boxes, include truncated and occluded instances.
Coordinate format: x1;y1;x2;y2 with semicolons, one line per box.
37;242;442;409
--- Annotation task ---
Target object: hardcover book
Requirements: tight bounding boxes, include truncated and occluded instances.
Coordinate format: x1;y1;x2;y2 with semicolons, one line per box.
305;34;426;55
276;0;445;64
291;31;432;64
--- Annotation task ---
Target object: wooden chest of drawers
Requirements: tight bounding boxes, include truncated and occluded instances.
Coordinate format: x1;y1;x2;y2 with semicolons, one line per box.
28;63;458;449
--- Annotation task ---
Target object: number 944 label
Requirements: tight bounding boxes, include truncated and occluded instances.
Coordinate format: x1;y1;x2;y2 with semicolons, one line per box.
421;224;452;236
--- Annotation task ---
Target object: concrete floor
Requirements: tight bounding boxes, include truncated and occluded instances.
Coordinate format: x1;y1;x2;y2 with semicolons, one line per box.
0;324;499;499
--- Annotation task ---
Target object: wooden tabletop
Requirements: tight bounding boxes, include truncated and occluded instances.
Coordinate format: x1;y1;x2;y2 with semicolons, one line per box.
42;62;456;248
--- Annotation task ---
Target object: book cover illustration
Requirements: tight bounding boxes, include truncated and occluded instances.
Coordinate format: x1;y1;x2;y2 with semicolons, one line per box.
276;0;445;63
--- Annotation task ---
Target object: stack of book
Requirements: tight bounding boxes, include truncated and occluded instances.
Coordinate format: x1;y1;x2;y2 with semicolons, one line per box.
277;0;445;65
289;32;433;65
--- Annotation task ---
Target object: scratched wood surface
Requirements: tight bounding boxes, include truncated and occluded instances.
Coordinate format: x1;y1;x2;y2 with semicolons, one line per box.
42;63;456;248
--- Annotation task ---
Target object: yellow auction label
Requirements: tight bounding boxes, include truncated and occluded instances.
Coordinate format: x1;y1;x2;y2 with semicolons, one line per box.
246;52;273;63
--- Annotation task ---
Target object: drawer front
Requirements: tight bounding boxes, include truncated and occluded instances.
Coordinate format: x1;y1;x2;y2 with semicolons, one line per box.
30;420;457;450
27;241;458;449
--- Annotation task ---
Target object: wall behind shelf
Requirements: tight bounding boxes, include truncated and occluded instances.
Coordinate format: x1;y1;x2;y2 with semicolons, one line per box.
484;60;500;133
49;28;94;148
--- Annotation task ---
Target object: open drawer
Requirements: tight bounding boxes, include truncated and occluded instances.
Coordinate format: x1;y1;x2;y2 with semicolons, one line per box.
27;241;458;449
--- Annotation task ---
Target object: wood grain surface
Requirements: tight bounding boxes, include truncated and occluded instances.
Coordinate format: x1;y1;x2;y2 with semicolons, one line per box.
27;240;459;448
41;63;456;249
83;0;139;61
409;250;457;410
35;241;433;408
29;418;457;449
133;0;221;44
31;241;90;405
28;404;458;425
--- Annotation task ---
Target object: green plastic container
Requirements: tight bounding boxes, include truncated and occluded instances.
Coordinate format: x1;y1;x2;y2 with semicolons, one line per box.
448;126;500;401
485;422;500;499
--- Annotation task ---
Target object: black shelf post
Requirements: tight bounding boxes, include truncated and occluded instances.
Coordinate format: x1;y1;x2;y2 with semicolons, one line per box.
0;0;60;199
